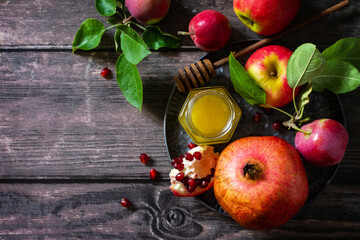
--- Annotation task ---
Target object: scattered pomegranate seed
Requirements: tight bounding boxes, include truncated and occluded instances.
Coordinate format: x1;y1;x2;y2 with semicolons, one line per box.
188;179;198;188
188;143;197;149
210;168;215;177
175;172;185;182
120;198;131;208
149;168;159;181
193;151;202;160
253;112;262;122
184;152;194;161
100;67;110;77
265;108;273;115
139;153;149;164
272;121;283;130
200;179;209;188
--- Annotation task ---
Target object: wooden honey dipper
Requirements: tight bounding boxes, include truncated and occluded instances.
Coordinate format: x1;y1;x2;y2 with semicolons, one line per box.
174;0;349;93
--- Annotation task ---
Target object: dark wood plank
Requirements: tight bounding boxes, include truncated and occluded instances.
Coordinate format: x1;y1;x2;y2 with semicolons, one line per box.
0;0;359;48
0;50;202;179
0;183;359;239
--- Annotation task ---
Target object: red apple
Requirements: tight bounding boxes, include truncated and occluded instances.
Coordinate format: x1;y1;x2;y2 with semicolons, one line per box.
233;0;300;35
169;145;219;197
186;10;232;52
245;45;301;108
125;0;170;25
214;136;308;230
295;119;349;167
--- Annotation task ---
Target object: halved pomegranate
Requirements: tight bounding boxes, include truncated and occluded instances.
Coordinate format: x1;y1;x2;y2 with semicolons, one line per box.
169;145;219;197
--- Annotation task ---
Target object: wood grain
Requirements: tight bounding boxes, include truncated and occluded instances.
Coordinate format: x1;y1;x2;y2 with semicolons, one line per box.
0;50;204;179
0;0;360;238
0;183;359;239
0;0;359;48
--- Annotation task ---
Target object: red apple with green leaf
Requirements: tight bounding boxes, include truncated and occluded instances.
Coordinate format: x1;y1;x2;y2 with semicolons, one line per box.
125;0;170;25
295;119;349;167
245;45;301;108
233;0;300;36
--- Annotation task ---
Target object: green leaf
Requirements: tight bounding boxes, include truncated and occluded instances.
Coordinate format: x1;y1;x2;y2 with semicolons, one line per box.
107;17;119;25
287;43;326;88
114;28;121;53
295;82;312;120
322;37;360;71
312;60;360;94
229;53;266;105
95;0;117;16
119;25;151;64
115;0;125;8
116;54;143;111
142;26;181;50
72;19;105;53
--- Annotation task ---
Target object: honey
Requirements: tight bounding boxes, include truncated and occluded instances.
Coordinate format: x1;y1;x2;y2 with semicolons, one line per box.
178;86;241;145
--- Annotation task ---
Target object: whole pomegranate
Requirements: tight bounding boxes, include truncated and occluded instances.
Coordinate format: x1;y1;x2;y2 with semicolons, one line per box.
214;136;308;230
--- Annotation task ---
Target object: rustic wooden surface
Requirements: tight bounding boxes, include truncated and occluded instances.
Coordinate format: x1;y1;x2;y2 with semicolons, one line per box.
0;0;359;239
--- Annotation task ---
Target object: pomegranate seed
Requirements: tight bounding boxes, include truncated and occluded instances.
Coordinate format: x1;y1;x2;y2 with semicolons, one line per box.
139;153;149;164
193;152;202;160
272;121;283;130
182;177;189;186
149;168;159;181
174;162;184;171
120;198;131;208
100;67;110;77
265;108;273;115
177;155;184;164
184;153;194;161
175;172;185;182
171;158;177;166
187;185;195;192
205;175;211;182
195;179;202;186
200;179;209;188
188;143;197;149
253;112;262;122
188;179;197;188
210;168;215;177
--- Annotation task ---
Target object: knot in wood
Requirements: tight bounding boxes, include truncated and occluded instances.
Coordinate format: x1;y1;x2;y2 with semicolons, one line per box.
166;209;185;227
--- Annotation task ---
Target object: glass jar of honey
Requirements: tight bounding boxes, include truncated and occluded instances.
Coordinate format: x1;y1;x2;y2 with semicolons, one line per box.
178;86;242;145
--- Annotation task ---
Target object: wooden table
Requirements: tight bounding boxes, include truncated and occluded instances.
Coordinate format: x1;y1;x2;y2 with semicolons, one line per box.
1;0;359;239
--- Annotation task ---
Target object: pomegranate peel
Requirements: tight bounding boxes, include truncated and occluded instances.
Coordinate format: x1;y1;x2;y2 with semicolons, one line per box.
214;136;309;230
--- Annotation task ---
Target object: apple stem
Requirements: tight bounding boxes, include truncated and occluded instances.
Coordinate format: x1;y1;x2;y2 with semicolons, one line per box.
296;128;311;135
292;88;299;115
264;104;293;118
122;15;133;24
130;22;146;31
178;31;194;36
269;71;277;77
243;162;261;180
